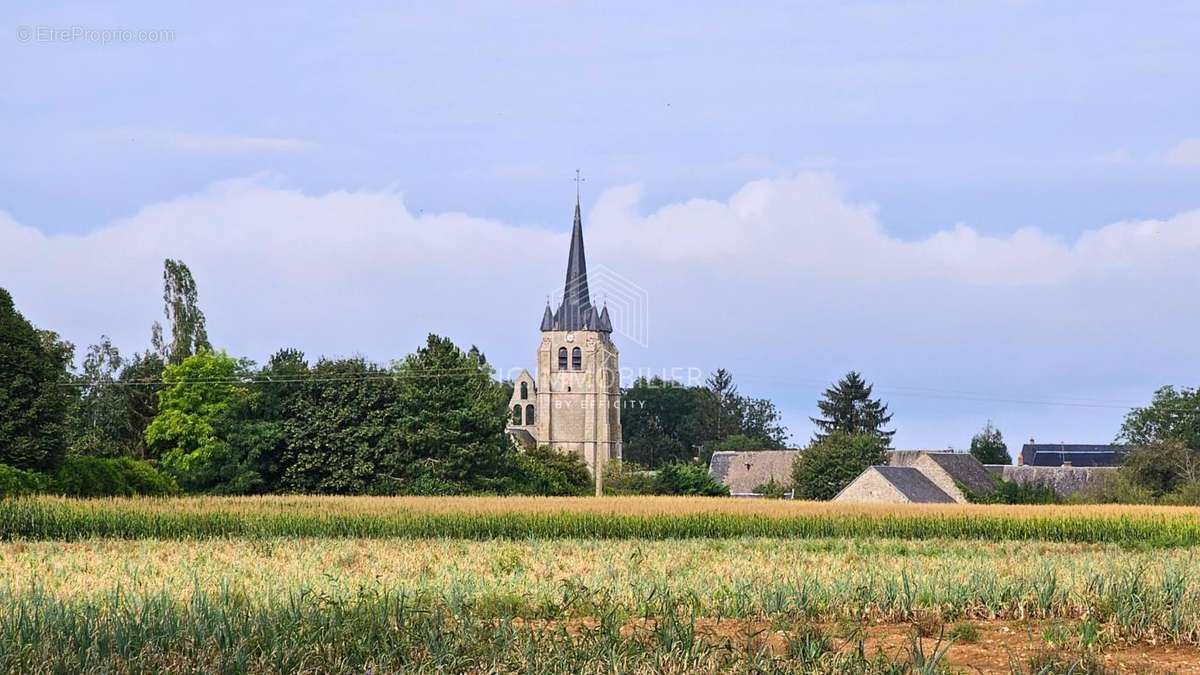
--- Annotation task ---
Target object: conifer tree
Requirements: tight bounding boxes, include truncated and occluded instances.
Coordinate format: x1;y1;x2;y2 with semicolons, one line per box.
810;371;895;444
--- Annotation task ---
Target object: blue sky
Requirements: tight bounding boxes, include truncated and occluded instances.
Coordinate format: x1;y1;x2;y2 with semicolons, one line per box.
3;2;1199;451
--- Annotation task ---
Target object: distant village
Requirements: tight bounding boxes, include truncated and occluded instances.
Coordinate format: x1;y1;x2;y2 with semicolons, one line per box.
710;442;1122;503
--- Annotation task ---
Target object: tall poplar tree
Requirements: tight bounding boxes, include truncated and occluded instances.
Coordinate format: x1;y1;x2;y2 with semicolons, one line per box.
151;259;210;365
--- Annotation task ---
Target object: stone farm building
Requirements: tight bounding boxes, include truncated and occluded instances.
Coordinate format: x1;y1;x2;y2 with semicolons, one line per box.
708;451;798;497
832;466;956;504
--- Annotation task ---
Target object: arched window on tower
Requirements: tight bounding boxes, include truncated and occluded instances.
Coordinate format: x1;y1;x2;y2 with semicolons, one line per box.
571;347;582;370
511;405;522;425
525;404;535;425
520;382;528;399
558;347;568;370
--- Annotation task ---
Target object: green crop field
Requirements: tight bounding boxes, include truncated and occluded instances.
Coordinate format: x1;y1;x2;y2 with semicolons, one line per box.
4;497;1200;673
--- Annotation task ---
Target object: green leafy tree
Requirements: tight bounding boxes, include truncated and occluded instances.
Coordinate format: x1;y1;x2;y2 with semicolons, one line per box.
1119;386;1200;449
144;351;248;491
621;377;705;468
510;446;591;496
66;336;129;457
1115;386;1200;497
810;372;894;444
277;356;404;494
278;335;512;495
116;351;166;459
969;421;1010;465
151;259;211;366
739;397;788;448
389;334;512;492
791;431;889;501
653;462;729;496
0;289;72;471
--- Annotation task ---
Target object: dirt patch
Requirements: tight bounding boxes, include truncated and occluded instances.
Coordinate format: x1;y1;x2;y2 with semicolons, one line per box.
514;617;1200;673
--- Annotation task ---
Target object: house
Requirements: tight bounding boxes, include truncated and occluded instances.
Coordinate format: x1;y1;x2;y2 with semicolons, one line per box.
833;466;955;504
888;451;997;502
708;450;799;496
1019;443;1124;467
990;464;1116;497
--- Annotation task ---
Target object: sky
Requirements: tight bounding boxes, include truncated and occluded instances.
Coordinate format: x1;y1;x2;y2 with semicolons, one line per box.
2;2;1199;450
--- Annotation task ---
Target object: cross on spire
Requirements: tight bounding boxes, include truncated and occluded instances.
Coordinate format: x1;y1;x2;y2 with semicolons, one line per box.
574;169;585;203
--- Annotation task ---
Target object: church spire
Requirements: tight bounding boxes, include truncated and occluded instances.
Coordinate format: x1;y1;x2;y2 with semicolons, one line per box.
541;179;611;333
558;195;593;330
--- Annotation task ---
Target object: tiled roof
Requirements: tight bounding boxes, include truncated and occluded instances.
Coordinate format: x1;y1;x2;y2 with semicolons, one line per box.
708;450;799;495
921;452;997;496
872;466;955;503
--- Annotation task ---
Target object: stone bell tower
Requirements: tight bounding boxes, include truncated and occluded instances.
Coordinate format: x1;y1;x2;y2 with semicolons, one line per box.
505;194;622;493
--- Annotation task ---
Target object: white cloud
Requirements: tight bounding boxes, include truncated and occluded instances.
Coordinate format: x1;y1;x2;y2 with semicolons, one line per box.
3;173;1199;449
95;128;318;153
1164;138;1200;167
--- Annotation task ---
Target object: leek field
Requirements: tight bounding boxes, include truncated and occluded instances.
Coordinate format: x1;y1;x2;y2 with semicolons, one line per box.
4;497;1200;673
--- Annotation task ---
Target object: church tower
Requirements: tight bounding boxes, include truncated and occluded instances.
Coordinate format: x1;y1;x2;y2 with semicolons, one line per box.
506;195;622;491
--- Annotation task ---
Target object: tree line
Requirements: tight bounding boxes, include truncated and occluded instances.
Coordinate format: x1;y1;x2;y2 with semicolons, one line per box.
0;259;783;496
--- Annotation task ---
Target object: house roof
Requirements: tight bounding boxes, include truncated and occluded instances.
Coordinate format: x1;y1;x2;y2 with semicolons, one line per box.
889;450;996;496
1020;444;1124;467
999;465;1117;497
869;466;956;503
921;452;997;496
708;450;798;495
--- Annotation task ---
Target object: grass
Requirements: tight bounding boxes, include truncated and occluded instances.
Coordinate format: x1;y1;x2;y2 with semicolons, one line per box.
3;496;1200;546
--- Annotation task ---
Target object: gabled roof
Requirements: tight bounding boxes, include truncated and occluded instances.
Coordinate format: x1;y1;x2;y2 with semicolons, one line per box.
920;452;997;496
708;450;798;495
870;466;955;503
1020;444;1124;467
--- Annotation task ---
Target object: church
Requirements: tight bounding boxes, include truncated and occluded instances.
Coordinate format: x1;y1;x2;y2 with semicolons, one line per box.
505;196;623;483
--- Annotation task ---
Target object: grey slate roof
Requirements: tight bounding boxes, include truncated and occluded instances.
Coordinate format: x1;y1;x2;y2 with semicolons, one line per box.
542;199;612;333
921;452;997;496
871;466;956;503
1020;444;1124;467
708;450;799;495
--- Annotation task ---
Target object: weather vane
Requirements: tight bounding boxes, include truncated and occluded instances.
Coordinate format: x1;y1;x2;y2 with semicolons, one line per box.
574;169;585;201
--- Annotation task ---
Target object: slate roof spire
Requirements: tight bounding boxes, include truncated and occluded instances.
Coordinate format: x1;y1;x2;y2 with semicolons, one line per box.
543;192;611;333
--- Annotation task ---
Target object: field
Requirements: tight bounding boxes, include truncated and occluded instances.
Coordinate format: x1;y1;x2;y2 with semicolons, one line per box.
4;497;1200;673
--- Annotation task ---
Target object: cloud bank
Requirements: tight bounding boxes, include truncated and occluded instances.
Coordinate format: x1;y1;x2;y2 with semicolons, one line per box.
3;173;1197;446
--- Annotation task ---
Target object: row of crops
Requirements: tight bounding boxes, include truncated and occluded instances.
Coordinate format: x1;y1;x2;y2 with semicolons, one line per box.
3;496;1200;547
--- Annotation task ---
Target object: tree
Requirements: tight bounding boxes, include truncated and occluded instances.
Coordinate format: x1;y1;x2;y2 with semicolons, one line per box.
702;368;743;441
791;432;889;501
740;397;788;448
1115;386;1200;498
621;377;706;468
152;259;211;366
811;372;894;444
653;462;729;496
1119;386;1200;450
278;335;513;495
389;334;512;492
116;351;166;459
277;356;404;494
144;351;250;491
969;421;1010;465
0;289;72;471
66;336;129;457
510;446;591;496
